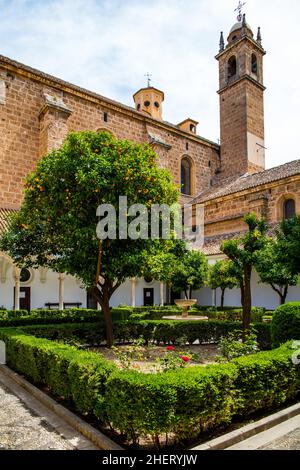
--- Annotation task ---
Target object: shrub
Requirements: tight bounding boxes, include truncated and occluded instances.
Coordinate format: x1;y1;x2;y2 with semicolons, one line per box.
22;319;271;350
0;328;116;421
0;309;30;320
217;331;259;362
0;327;298;446
105;342;299;444
0;307;133;328
0;309;100;327
105;364;236;443
272;302;300;347
233;343;300;415
111;308;133;321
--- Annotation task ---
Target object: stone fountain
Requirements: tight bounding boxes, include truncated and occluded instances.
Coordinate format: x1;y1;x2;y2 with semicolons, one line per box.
174;299;197;318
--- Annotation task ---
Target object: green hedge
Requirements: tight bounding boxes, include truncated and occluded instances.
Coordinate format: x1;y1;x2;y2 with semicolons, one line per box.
0;310;30;320
0;328;116;420
22;319;272;350
0;327;297;445
0;309;99;327
0;307;134;327
272;302;300;347
103;342;300;442
105;364;236;442
130;307;265;323
233;346;300;415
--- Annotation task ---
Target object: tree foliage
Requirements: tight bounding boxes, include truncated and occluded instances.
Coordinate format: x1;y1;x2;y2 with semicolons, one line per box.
170;249;208;299
255;238;298;305
208;260;240;308
276;215;300;276
221;213;267;336
0;131;179;345
141;239;187;284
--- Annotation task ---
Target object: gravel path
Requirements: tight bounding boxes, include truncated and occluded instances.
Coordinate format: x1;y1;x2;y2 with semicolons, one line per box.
0;377;98;450
259;427;300;450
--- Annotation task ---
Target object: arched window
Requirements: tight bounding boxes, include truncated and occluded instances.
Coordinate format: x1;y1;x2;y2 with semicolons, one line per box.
251;54;258;75
284;199;296;220
181;157;192;195
228;56;237;81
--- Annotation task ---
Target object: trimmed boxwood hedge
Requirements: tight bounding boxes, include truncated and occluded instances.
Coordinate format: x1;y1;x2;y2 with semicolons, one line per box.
105;342;300;442
21;319;272;349
0;327;116;420
0;327;298;445
272;302;300;347
0;307;133;327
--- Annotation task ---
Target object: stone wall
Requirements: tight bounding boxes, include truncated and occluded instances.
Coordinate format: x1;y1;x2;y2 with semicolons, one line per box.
0;56;220;209
203;175;300;237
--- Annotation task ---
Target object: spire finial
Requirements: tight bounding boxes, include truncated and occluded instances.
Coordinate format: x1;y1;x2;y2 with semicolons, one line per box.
234;1;246;22
219;31;225;52
242;13;246;27
257;26;262;45
144;72;152;88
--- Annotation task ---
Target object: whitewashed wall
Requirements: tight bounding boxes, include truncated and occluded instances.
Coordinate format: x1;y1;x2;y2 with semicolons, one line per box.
194;270;300;311
0;263;299;311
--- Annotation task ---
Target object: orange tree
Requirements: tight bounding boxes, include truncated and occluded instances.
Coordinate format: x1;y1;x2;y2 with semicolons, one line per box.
0;131;178;346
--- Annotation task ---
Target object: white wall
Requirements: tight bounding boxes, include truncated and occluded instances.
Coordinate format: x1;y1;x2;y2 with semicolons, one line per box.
0;267;167;310
196;269;300;311
1;264;299;311
111;278;165;307
0;266;87;310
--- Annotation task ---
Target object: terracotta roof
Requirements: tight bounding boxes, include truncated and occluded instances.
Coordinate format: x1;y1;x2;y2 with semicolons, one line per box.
202;223;279;256
0;208;17;234
192;159;300;204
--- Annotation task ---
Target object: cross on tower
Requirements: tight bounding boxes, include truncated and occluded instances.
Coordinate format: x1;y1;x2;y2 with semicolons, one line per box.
144;72;152;88
234;1;246;22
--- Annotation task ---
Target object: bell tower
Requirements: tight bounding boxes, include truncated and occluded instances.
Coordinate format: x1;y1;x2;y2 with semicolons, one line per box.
216;10;266;178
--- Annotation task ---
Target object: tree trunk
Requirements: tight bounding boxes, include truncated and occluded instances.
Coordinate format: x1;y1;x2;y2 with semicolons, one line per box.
92;285;114;347
270;284;289;306
221;288;225;309
242;265;252;340
280;285;288;305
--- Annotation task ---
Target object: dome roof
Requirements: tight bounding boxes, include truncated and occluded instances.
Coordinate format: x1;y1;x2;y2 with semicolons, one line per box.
230;21;252;34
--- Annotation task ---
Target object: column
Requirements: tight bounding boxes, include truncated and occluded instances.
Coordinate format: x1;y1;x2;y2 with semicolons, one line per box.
14;267;20;310
160;282;164;307
58;273;65;310
131;278;136;307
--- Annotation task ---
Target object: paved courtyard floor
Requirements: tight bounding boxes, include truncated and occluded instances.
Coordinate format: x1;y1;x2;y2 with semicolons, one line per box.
227;414;300;450
0;373;98;450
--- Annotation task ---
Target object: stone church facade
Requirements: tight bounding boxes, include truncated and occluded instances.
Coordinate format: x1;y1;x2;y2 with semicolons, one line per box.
0;14;299;310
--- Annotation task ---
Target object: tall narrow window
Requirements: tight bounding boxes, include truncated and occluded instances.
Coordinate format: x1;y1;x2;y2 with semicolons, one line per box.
181;157;192;195
251;54;258;75
284;199;296;219
228;56;237;80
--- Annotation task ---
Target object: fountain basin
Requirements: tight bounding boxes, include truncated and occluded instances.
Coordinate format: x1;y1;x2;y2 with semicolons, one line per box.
174;299;197;318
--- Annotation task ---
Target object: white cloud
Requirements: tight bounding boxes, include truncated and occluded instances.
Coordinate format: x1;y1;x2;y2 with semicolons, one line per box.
0;0;299;168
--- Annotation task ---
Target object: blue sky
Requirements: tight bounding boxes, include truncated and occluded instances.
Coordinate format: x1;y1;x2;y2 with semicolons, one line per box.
0;0;299;168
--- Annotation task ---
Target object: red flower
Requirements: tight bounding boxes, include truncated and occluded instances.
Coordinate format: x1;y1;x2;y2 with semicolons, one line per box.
166;346;175;351
181;356;190;362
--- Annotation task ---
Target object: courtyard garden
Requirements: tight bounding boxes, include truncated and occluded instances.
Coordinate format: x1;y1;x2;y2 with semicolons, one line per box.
0;131;300;449
0;302;299;449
